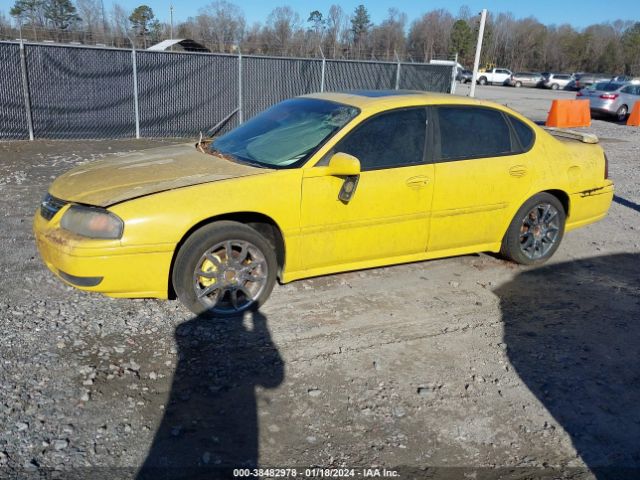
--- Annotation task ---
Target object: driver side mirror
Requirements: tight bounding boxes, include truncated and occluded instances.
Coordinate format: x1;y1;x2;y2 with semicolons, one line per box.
325;152;361;176
327;153;360;203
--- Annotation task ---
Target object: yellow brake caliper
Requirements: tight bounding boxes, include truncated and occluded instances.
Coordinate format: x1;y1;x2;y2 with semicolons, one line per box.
198;255;221;288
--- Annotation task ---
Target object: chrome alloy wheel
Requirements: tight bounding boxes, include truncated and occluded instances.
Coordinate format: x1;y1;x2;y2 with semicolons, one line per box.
519;203;561;260
193;240;268;314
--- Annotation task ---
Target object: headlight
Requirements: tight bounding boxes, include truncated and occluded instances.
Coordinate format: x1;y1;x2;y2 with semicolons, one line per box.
60;206;124;239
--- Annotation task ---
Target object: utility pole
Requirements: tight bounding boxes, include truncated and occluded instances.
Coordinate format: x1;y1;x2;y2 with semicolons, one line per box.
170;4;174;51
469;8;487;98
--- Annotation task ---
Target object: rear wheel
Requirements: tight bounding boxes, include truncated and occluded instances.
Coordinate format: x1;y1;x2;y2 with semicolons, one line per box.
615;105;628;122
501;193;566;265
172;221;277;316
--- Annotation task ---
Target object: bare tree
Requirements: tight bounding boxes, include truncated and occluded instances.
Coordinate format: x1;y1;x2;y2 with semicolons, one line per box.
110;2;129;46
408;9;454;62
265;6;300;55
324;4;346;58
77;0;103;39
196;1;245;53
370;8;406;60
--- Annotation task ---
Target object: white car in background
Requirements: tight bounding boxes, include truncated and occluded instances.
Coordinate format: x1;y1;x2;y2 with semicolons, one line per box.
476;68;513;86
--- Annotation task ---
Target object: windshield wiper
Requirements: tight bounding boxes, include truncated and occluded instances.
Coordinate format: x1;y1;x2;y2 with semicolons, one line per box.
209;148;268;169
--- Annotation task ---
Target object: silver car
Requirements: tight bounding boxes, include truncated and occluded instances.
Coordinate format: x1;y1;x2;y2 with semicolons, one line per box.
541;73;573;90
579;81;640;121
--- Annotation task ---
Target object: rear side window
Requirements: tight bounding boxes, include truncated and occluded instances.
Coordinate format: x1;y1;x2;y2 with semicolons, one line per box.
437;107;512;161
509;115;535;152
336;108;427;171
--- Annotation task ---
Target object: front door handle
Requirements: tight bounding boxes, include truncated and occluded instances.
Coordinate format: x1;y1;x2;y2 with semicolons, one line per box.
509;165;528;177
406;175;430;188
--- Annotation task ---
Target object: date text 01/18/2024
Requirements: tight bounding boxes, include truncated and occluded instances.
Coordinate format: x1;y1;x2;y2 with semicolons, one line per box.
232;468;400;477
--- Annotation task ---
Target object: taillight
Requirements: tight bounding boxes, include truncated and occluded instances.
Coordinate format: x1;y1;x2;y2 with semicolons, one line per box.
604;153;609;179
576;91;583;97
600;93;618;100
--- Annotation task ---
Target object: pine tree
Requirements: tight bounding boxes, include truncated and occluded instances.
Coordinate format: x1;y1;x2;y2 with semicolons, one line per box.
44;0;80;30
129;4;155;47
350;4;371;48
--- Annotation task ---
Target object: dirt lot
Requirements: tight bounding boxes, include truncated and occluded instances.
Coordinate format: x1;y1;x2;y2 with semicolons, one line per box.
0;85;639;479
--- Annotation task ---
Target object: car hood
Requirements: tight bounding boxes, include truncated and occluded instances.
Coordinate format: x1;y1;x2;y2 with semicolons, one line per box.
49;143;270;207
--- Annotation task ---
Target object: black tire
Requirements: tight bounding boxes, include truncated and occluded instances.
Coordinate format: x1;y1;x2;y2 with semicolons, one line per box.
500;193;566;266
515;81;522;88
551;83;559;90
172;221;278;316
478;76;487;85
616;105;628;122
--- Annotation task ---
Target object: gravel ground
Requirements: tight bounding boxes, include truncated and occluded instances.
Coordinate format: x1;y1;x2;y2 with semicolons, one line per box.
0;87;639;480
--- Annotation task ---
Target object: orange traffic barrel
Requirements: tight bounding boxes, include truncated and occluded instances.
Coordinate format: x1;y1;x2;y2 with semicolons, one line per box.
545;99;591;128
627;101;640;126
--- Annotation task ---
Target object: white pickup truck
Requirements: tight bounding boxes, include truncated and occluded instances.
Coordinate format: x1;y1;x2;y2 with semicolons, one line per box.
477;68;513;86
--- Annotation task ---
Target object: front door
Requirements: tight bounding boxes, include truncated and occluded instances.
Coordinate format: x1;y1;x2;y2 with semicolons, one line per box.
300;107;433;272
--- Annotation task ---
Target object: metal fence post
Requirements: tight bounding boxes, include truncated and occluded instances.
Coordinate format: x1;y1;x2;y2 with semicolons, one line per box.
131;46;141;139
395;51;401;90
449;52;458;95
319;46;326;93
238;49;243;124
18;39;34;141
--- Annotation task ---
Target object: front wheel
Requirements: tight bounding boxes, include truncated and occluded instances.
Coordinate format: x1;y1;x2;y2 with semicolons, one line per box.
500;193;566;265
515;81;522;88
478;77;487;85
551;83;559;90
172;221;278;316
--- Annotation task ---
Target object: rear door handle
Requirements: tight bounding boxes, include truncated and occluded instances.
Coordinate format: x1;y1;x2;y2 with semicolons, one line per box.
406;175;430;188
509;165;528;177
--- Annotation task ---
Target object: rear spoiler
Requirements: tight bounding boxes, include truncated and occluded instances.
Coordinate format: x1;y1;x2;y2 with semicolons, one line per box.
543;127;599;144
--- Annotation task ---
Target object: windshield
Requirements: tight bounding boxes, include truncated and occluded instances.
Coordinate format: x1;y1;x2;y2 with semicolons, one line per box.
211;98;360;168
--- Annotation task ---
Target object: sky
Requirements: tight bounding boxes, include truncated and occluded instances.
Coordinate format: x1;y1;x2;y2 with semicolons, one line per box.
99;0;640;29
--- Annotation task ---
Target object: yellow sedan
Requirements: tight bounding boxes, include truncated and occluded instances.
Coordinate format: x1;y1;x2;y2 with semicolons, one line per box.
34;91;614;315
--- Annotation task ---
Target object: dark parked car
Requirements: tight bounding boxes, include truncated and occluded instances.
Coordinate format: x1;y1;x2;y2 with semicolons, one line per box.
456;69;473;83
573;73;614;91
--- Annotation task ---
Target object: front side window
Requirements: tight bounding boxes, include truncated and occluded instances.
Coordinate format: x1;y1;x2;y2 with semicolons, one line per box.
211;98;359;168
333;108;427;171
437;107;513;161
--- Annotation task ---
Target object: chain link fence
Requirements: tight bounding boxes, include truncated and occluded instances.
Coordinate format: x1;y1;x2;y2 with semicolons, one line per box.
0;41;454;140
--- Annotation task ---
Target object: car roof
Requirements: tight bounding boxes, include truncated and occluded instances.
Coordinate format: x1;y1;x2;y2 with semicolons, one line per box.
303;90;508;112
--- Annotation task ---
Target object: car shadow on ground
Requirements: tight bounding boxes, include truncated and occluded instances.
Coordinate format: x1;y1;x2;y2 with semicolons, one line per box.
496;254;640;479
613;194;640;214
136;311;284;480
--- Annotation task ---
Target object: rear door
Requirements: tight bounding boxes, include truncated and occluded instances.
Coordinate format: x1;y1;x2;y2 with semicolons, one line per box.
428;106;535;253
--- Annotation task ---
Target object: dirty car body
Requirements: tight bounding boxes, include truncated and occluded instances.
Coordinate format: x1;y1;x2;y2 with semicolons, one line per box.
34;91;614;315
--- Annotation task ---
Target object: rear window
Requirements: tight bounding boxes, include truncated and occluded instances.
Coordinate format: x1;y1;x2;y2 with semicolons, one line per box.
437;107;513;161
509;116;535;152
596;82;623;92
